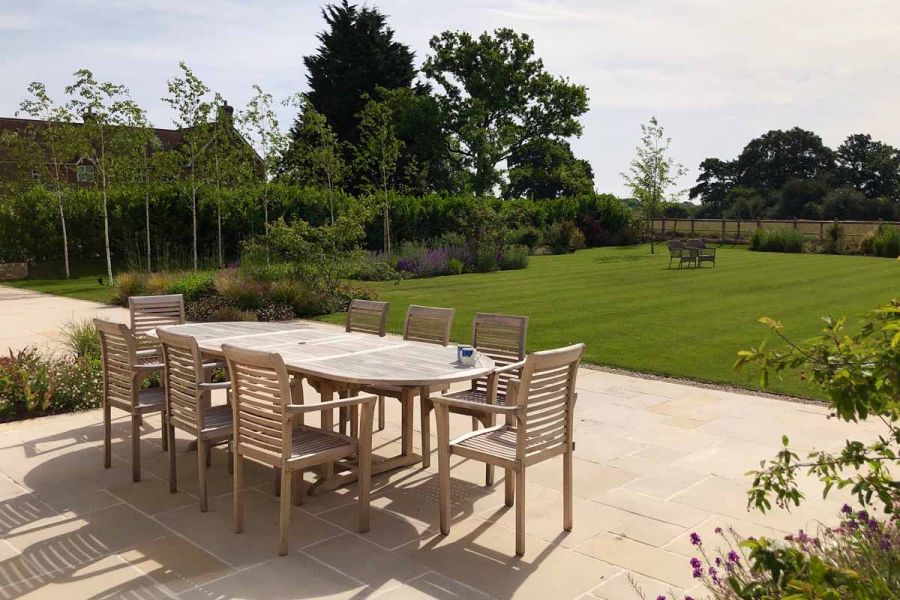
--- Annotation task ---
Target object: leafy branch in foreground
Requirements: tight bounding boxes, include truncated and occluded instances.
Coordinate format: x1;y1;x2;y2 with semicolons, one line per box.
735;301;899;515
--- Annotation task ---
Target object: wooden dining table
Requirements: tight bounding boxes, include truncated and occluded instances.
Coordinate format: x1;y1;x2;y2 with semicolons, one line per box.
150;321;494;495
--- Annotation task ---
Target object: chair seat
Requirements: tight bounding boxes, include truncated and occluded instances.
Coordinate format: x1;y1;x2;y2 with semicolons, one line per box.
291;426;354;461
452;425;517;463
201;405;233;435
443;388;506;406
137;387;165;410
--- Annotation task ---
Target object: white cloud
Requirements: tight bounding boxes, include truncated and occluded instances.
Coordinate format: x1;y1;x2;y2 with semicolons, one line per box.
1;0;898;196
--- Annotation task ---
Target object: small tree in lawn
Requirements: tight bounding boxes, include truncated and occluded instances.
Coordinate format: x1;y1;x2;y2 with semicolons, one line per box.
65;69;145;284
620;116;686;254
163;61;213;271
279;94;345;224
354;94;402;255
14;82;83;279
239;85;286;231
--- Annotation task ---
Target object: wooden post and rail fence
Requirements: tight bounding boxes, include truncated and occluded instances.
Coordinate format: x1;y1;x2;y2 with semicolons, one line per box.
648;218;900;245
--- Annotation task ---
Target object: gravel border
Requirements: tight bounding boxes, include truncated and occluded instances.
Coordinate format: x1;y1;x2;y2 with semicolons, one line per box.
581;362;828;407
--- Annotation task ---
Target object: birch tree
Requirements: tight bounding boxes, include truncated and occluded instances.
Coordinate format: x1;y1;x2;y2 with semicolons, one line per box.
620;116;686;254
239;85;286;230
65;69;144;283
16;83;81;279
163;62;213;270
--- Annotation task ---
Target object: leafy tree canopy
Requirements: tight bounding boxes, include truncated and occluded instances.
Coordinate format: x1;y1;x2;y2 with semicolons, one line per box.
503;137;594;199
423;28;589;195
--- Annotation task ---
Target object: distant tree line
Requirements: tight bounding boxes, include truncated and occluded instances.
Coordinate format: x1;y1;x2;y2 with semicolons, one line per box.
687;128;900;221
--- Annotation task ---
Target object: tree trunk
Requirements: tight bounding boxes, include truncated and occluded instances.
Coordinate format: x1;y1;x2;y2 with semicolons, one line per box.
101;185;113;285
144;187;151;272
326;171;335;225
217;195;223;269
56;191;70;279
191;188;198;271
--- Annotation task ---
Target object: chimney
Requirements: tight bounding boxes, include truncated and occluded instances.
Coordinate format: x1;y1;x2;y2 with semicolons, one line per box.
220;100;234;127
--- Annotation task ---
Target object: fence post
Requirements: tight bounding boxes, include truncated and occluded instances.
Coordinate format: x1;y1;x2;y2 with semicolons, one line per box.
661;217;666;240
721;218;726;242
690;218;695;236
793;218;798;230
819;221;824;242
736;220;741;242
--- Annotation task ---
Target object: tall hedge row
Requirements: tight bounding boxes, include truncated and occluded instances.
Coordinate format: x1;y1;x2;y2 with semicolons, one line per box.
0;183;637;267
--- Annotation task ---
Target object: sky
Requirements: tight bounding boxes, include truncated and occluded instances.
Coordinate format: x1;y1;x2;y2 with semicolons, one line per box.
2;0;899;197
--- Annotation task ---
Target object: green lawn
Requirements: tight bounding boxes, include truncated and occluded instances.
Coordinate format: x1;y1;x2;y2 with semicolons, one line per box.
7;245;897;398
319;245;897;398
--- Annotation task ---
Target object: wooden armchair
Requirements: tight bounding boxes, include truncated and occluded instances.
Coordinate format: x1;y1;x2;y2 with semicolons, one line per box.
158;328;233;512
94;319;169;483
360;304;454;449
687;238;716;267
667;240;696;269
432;343;585;556
420;313;528;485
129;294;185;364
223;344;377;556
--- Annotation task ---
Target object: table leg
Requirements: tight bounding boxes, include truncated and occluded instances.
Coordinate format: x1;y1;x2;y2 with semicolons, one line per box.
400;386;414;457
320;382;335;480
420;385;431;469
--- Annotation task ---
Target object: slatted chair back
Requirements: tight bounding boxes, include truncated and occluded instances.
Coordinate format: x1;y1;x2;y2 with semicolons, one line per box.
158;328;207;433
686;239;705;249
472;313;528;399
509;343;584;461
129;294;185;352
667;240;684;252
346;300;389;336
94;319;139;410
223;344;293;467
403;305;454;345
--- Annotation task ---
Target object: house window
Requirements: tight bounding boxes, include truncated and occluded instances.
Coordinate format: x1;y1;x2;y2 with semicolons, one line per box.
76;165;94;183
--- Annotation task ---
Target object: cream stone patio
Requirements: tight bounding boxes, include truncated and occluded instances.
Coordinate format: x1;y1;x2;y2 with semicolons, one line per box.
0;285;868;599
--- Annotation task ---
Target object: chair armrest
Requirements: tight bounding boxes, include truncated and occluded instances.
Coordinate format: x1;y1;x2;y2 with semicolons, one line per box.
431;394;522;416
285;393;377;416
136;349;159;358
202;360;226;370
199;381;232;391
493;360;526;374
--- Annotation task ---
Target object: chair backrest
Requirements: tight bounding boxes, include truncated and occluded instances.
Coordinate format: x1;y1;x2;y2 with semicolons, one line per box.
508;343;584;461
472;313;528;398
686;239;704;249
346;299;389;336
158;328;206;432
667;240;684;253
129;294;185;351
93;319;139;408
403;305;454;345
223;344;292;465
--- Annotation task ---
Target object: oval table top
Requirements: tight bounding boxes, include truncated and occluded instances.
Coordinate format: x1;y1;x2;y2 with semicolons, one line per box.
152;321;494;388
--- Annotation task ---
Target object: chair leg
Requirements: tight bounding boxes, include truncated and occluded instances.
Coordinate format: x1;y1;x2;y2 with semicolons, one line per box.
227;440;234;475
358;400;375;533
131;414;141;482
377;395;385;431
161;411;168;452
435;405;452;535
274;466;281;497
197;439;208;512
168;419;177;494
278;466;292;556
233;449;244;534
471;416;479;430
485;414;496;486
563;450;573;531
103;402;112;469
205;443;212;468
420;392;432;469
504;468;514;507
515;468;525;556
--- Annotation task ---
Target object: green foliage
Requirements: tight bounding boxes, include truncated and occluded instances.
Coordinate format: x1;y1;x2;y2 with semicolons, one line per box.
475;247;499;273
735;301;900;516
165;271;214;300
423;28;589;195
507;226;542;250
498;245;529;270
0;347;102;423
504;137;595;200
447;257;464;275
543;221;584;254
823;222;845;255
860;224;900;258
60;319;100;361
749;228;805;253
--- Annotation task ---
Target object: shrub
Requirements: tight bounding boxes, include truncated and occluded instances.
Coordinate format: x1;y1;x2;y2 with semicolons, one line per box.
0;347;102;422
860;224;900;258
269;280;307;312
749;228;805;253
255;300;296;322
447;257;464;275
544;221;583;254
499;245;529;270
475;247;499;272
146;271;177;296
507;226;542;250
353;254;401;281
214;268;265;310
822;222;845;255
209;305;257;322
166;271;214;300
60;319;100;361
185;296;233;322
114;271;146;305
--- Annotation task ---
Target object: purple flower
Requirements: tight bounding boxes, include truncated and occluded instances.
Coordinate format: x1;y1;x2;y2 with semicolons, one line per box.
857;510;869;521
656;596;666;600
686;597;695;600
797;530;809;543
715;557;721;567
868;519;880;531
727;550;740;564
784;534;794;542
882;539;893;551
841;504;853;514
690;557;701;569
714;526;723;534
692;568;702;579
689;532;702;546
